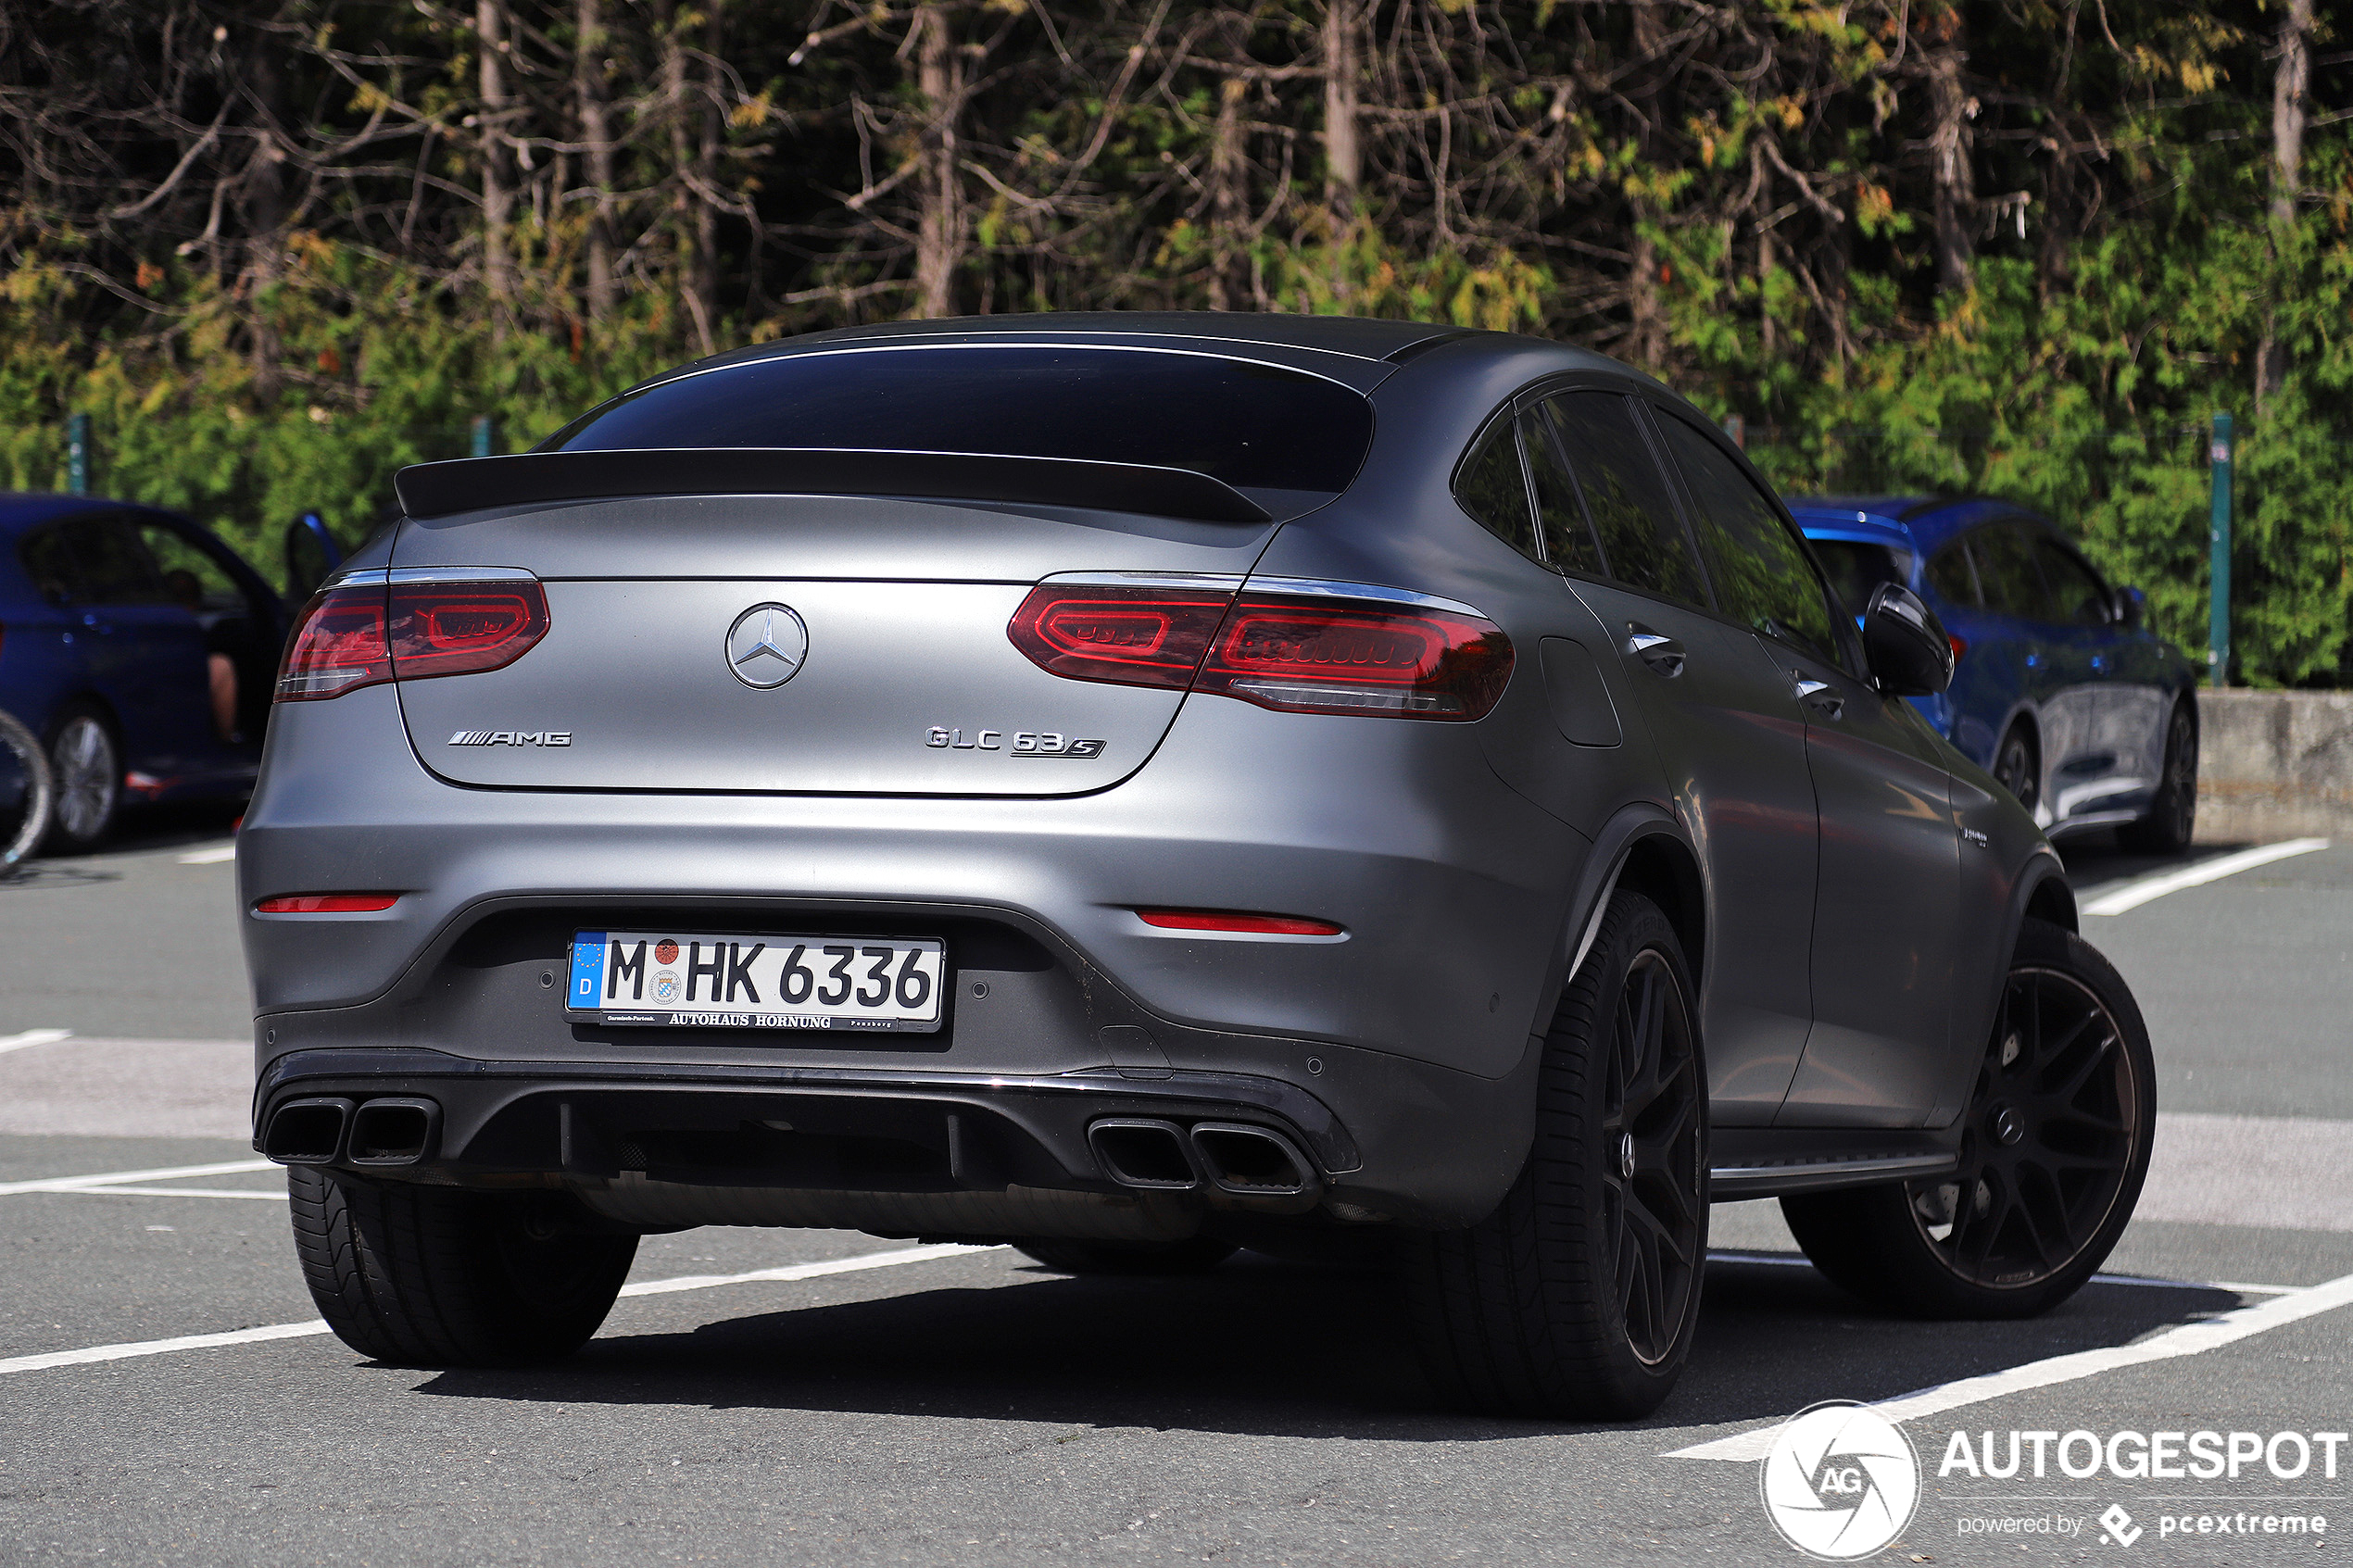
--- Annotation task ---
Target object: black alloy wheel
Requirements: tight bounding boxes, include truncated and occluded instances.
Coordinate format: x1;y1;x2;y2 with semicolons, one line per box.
2120;704;2197;852
1404;887;1708;1418
1993;725;2040;816
1783;919;2154;1318
1603;948;1706;1365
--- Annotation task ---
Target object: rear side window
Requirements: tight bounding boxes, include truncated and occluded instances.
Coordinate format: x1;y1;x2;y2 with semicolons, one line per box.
1521;414;1607;577
2035;538;2112;626
1926;540;1981;606
1456;420;1541;560
19;527;82;603
1970;524;2055;621
1811;539;1918;619
63;519;170;606
1654;417;1841;664
544;345;1377;495
1542;394;1707;608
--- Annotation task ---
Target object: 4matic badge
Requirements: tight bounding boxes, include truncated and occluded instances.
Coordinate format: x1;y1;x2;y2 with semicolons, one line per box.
925;726;1105;759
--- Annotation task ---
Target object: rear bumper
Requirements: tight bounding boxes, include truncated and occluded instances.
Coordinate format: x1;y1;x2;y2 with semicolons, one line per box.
251;1040;1536;1231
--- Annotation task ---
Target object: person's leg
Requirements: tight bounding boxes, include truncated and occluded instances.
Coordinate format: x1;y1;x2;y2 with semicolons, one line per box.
208;652;238;742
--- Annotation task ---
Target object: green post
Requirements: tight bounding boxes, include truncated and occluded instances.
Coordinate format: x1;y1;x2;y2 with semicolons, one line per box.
67;413;91;495
471;415;494;458
2208;412;2233;688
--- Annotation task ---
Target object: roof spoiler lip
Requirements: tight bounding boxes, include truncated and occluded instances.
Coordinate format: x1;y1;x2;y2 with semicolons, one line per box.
392;446;1275;525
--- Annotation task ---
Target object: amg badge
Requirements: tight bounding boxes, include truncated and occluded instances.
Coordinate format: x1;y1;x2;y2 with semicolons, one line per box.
448;730;573;746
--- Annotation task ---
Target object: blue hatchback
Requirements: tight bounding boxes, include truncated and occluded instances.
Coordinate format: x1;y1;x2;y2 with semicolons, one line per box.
0;494;293;850
1792;495;2202;850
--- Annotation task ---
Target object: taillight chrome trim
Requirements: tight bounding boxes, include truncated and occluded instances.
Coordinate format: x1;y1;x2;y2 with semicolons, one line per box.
1241;575;1484;619
1038;571;1246;592
322;565;540;590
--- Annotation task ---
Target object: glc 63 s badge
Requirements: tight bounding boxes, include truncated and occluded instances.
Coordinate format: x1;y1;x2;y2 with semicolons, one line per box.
925;726;1105;758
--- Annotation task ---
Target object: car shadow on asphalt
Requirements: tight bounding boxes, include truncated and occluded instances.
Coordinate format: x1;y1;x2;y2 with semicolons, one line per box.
404;1252;2245;1439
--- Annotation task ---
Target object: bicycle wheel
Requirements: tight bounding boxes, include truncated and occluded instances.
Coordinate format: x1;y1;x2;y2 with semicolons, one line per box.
0;708;55;876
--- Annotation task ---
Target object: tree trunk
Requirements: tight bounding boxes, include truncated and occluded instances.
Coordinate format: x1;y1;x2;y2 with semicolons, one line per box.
1207;70;1246;312
575;0;617;320
2259;0;2313;401
1626;0;1667;366
912;4;962;320
1926;12;1975;295
693;0;723;342
1321;0;1360;219
478;0;515;303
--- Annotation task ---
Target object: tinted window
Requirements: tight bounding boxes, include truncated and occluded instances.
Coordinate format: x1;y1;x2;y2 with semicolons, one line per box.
19;527;82;603
1456;420;1540;560
1521;412;1606;577
546;346;1376;494
1541;394;1706;608
1811;539;1918;619
1655;416;1841;663
67;519;170;606
1971;524;2054;621
1926;540;1980;606
2035;539;2111;627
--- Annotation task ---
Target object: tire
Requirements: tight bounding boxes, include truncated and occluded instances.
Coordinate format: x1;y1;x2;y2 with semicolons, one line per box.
2118;702;2196;853
1013;1236;1237;1276
288;1167;638;1366
44;709;120;853
1402;888;1708;1420
0;709;53;875
1782;918;2154;1319
1992;723;2040;817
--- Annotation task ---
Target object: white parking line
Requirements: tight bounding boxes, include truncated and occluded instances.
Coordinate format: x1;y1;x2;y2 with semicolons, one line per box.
0;1159;276;1197
2082;838;2330;916
1705;1250;2295;1295
0;1029;73;1055
176;845;236;865
74;1185;289;1201
1668;1266;2353;1461
0;1242;1007;1377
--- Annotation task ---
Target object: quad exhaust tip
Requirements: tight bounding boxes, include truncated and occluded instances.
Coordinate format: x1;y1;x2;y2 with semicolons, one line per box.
1188;1122;1314;1197
262;1096;441;1167
1086;1116;1317;1198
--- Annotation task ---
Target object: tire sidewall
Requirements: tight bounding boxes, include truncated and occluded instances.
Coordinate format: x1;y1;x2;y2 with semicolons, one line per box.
44;708;121;853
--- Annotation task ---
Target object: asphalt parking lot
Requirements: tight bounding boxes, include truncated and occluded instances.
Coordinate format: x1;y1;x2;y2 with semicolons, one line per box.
0;812;2346;1567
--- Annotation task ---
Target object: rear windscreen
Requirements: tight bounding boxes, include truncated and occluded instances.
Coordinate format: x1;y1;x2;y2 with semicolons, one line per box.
1809;538;1916;617
543;345;1376;494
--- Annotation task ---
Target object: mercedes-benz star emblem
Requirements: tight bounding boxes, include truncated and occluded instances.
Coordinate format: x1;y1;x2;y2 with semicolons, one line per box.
724;603;810;689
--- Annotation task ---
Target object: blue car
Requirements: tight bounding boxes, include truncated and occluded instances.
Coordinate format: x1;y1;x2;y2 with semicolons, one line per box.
0;494;295;849
1792;495;2201;850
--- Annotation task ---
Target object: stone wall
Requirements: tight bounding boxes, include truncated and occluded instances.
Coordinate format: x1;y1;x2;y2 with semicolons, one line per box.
2196;688;2353;843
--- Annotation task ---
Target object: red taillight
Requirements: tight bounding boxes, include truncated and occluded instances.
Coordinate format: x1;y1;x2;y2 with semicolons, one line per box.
1948;633;1969;662
276;585;390;700
254;893;399;913
276;577;549;702
1008;584;1513;721
1006;584;1233;689
1136;909;1344;935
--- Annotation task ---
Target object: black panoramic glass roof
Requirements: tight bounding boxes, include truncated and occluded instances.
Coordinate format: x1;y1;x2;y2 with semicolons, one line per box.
544;345;1376;494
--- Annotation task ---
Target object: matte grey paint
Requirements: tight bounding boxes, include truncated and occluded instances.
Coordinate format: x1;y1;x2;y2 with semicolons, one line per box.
244;313;2070;1236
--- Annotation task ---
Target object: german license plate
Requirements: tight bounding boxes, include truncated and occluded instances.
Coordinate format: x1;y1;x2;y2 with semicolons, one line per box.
567;930;946;1032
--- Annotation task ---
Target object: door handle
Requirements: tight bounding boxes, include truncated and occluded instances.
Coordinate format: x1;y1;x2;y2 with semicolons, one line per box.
1793;677;1844;720
1626;625;1685;678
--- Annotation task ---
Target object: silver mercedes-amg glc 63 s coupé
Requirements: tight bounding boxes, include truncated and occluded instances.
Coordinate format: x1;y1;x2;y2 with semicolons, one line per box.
242;313;2154;1418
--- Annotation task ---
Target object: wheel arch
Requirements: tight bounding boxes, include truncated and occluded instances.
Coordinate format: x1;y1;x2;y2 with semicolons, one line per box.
1541;803;1706;1034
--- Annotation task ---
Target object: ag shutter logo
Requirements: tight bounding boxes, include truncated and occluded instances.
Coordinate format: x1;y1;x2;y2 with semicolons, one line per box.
2099;1504;2144;1546
1761;1401;1922;1561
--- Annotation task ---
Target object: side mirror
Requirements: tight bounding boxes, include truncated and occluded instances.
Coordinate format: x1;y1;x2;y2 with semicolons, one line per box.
283;511;345;599
1863;583;1955;696
2112;585;2145;628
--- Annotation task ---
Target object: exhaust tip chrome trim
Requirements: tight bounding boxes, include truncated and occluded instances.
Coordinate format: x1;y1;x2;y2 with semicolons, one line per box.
1188;1122;1315;1197
1087;1118;1200;1190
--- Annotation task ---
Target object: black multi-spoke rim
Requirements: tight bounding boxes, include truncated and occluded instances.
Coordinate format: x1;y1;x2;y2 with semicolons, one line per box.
1906;967;2139;1289
1995;733;2038;812
1600;949;1705;1364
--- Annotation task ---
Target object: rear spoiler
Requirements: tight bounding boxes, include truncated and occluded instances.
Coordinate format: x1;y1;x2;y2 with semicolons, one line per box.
393;447;1273;525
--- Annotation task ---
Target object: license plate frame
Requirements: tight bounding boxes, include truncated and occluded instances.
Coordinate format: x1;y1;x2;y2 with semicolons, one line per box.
566;929;947;1033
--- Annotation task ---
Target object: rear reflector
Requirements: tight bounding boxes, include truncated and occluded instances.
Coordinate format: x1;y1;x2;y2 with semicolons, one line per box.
254;893;400;914
277;577;550;701
1136;909;1344;935
1009;584;1513;721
